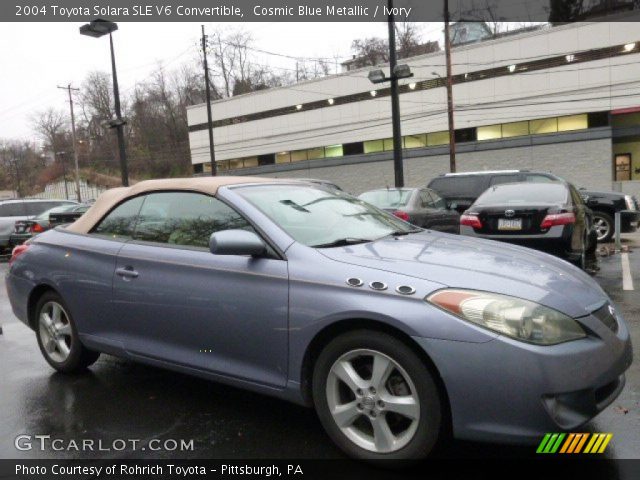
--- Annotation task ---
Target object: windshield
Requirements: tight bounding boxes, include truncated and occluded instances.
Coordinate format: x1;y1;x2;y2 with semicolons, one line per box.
358;189;412;209
236;184;417;247
475;183;568;206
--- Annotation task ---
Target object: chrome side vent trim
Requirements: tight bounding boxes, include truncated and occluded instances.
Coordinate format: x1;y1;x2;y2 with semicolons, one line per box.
396;285;416;295
369;281;388;291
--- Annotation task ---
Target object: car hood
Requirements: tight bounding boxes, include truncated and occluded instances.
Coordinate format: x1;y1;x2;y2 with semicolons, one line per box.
318;231;607;318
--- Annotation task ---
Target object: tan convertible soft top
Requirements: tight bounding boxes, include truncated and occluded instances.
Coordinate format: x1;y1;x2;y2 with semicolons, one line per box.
66;176;281;234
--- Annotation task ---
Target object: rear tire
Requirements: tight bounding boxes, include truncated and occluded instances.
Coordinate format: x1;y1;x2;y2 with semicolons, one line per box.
35;291;100;373
592;211;613;243
312;330;442;461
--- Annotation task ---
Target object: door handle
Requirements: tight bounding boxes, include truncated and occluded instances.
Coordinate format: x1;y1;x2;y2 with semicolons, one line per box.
116;267;139;279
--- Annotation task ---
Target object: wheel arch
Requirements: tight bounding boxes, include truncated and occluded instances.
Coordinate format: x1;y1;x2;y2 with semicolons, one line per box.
27;283;60;330
300;318;452;431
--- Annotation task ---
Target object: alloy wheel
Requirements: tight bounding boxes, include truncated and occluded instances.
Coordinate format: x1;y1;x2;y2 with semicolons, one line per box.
325;349;420;453
593;216;611;242
38;301;73;363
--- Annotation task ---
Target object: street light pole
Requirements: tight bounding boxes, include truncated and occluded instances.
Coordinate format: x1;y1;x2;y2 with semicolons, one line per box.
444;0;457;173
57;84;82;202
387;0;404;188
79;19;129;186
201;25;217;176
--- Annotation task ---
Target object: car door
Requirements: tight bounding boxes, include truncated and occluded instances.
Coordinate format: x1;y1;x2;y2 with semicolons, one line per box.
568;184;590;252
111;191;289;388
414;189;442;229
427;189;460;233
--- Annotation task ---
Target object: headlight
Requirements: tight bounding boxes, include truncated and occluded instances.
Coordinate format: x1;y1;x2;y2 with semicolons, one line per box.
624;195;636;211
427;289;586;345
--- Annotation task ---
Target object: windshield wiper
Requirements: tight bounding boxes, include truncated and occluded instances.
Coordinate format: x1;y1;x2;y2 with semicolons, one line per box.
387;228;422;237
312;237;373;248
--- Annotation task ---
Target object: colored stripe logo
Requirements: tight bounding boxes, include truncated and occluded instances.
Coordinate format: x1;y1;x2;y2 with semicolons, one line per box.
536;433;612;454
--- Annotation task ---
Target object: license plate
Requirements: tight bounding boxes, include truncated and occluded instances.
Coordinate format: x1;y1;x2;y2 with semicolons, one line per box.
498;218;522;230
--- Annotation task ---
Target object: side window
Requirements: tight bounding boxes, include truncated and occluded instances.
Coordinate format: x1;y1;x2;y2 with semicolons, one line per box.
419;190;434;208
25;202;51;216
133;192;254;249
489;174;521;186
92;196;145;240
525;174;557;183
0;203;20;216
428;190;447;209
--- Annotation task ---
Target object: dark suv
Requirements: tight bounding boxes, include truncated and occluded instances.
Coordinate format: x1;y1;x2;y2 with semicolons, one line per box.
427;170;639;242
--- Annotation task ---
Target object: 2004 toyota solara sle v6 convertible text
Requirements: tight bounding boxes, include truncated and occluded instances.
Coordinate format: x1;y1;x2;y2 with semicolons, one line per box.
5;177;633;460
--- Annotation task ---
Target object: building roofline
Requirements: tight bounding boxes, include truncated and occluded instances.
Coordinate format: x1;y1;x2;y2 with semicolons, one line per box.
187;13;640;111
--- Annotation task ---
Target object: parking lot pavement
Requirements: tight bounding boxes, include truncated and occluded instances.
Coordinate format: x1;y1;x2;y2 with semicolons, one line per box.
0;237;638;460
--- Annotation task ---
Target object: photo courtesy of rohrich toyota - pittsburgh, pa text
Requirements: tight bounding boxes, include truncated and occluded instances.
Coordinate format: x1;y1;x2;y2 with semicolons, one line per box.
0;0;639;478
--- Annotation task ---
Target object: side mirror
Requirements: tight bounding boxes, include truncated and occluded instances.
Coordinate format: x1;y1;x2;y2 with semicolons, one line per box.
209;230;266;257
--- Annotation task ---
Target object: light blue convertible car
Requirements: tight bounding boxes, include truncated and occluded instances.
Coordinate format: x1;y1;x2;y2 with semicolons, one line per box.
6;177;632;460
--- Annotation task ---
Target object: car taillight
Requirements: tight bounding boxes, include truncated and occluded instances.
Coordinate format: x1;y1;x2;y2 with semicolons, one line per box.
9;244;29;265
460;214;482;229
393;210;410;221
30;223;44;233
540;212;575;229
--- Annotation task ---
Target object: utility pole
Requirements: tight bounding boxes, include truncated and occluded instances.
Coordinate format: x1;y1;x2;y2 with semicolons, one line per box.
387;0;404;188
444;0;457;173
56;152;70;200
201;25;217;176
58;84;82;202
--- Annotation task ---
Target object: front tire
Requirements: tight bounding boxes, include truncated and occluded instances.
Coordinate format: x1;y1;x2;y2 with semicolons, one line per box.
312;330;442;461
35;291;100;373
593;211;613;242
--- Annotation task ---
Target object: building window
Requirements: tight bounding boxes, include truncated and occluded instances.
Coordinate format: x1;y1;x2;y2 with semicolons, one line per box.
229;158;244;169
258;154;275;165
427;131;449;146
501;121;529;138
216;161;229;172
291;150;308;162
455;128;476;143
243;157;259;167
588;111;609;128
383;138;395;151
307;147;325;160
324;145;344;157
193;163;203;174
530;117;558;134
343;142;364;156
477;124;502;141
276;152;291;164
404;134;427;148
364;139;384;153
558;114;588;132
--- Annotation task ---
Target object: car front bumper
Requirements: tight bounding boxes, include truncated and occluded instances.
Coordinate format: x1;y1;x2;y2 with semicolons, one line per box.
621;210;640;233
412;306;633;444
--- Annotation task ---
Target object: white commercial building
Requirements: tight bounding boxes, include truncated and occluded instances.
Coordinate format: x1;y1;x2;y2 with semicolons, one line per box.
187;17;640;196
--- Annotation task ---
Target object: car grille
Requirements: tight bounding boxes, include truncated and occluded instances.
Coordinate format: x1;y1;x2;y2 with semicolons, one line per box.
591;303;618;333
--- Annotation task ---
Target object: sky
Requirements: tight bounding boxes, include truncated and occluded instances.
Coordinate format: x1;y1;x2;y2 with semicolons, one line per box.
0;22;444;143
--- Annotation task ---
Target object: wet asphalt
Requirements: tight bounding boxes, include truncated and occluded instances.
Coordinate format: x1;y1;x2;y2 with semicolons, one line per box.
0;235;638;461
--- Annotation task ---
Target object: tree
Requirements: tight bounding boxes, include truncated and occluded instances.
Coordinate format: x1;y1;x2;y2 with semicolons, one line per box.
30;108;69;154
348;23;439;69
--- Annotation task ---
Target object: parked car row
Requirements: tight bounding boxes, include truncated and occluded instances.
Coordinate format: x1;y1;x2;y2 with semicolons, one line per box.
426;169;639;242
352;169;638;270
0;199;92;253
9;204;90;247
